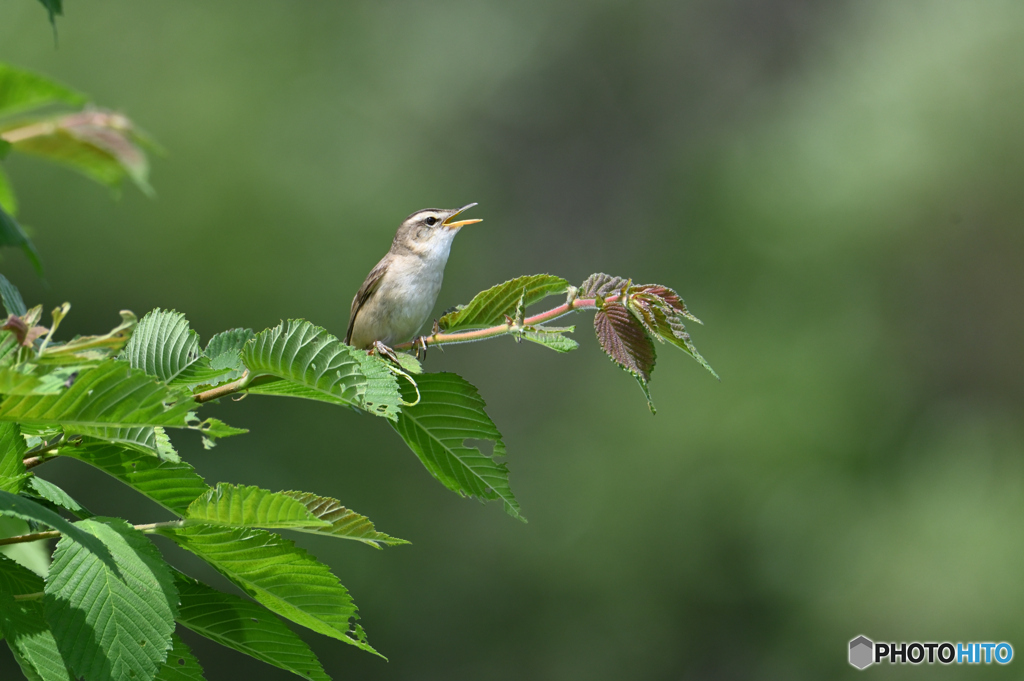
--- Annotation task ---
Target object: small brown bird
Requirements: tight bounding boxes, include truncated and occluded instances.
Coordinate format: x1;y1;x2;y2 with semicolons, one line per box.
345;203;481;352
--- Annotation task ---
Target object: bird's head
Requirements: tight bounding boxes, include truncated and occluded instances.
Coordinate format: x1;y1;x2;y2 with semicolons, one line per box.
392;203;481;258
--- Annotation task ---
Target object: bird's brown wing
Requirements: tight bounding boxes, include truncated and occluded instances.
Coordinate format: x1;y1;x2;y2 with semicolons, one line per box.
345;257;389;345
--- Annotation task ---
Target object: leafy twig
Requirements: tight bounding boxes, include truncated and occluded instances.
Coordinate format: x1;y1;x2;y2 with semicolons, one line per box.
393;294;620;350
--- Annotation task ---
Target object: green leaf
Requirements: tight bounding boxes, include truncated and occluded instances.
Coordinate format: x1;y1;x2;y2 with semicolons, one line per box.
0;489;115;569
0;203;42;276
0;364;82;396
0;517;50;577
0;555;73;681
280;491;409;549
0;164;17;216
0;421;29;493
25;477;90;519
392;372;523;521
438;274;568;331
122;309;232;388
154;633;205;681
37;310;137;364
203;328;253;384
242;319;401;420
35;0;64;33
185;484;329;530
159;524;379;656
173;571;329;681
77;424;180;461
0;273;26;317
58;438;209;515
45;518;178;681
518;325;579;353
0;64;84;119
0;359;196;430
393;351;422;375
195;417;247;450
594;300;657;413
7;110;154;195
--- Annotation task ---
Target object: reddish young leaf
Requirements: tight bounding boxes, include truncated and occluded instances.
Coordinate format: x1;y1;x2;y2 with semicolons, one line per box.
593;301;657;410
1;314;46;347
630;283;701;323
580;273;630;299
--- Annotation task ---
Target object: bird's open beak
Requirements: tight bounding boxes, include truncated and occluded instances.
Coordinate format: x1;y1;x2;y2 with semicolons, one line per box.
443;202;482;230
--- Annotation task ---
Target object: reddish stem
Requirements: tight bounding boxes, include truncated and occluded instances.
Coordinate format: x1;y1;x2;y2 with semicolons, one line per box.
393;294;618;350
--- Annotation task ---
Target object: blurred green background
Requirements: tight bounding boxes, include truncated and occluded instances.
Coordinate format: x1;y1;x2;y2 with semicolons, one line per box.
2;1;1024;678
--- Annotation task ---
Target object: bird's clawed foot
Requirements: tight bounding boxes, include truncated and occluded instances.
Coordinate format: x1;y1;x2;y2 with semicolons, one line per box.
369;340;401;364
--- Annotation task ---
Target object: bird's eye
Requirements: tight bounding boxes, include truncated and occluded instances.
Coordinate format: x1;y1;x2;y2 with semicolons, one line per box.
424;216;438;226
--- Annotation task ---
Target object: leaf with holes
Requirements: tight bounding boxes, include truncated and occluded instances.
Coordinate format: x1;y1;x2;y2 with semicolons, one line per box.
0;555;73;681
44;518;178;681
279;491;408;548
594;301;657;412
158;524;379;657
185;484;329;530
242;319;401;420
121;309;233;388
196;418;248;450
154;633;204;681
173;571;329;681
58;439;209;516
392;372;523;521
438;274;568;331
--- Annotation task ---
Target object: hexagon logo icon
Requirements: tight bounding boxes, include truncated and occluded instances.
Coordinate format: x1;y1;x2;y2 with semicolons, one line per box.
849;635;874;669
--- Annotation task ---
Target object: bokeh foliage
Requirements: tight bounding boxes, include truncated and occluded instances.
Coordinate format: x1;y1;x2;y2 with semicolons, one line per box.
2;1;1024;679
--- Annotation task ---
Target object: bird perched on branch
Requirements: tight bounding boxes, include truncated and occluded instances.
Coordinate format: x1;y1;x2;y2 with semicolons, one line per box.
345;203;481;355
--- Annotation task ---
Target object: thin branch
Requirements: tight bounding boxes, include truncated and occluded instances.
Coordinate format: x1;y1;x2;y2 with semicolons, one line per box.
22;434;64;469
0;530;60;546
193;370;250;404
22;454;56;470
393;294;618;350
0;520;183;547
134;521;183;533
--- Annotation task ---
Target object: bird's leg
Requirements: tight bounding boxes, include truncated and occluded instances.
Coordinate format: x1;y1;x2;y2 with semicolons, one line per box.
414;335;429;362
431;319;444;353
369;340;401;364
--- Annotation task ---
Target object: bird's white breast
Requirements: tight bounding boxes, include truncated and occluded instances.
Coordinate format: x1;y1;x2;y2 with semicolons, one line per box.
371;230;455;345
